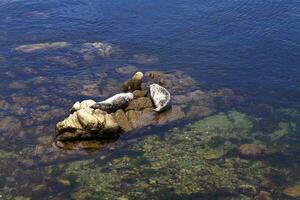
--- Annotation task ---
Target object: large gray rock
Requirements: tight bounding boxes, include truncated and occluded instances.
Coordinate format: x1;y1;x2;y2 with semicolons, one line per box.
55;100;119;141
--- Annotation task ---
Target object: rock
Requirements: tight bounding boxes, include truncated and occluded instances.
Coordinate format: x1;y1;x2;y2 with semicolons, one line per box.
70;99;96;113
57;179;71;187
259;179;273;191
113;109;132;132
126;109;156;129
156;105;185;125
56;99;120;141
186;105;214;118
77;108;99;130
133;90;147;98
122;72;144;92
125;97;153;111
239;184;257;196
81;81;102;96
77;141;102;149
116;65;138;74
0;116;21;133
215;88;244;108
283;183;300;198
31;76;49;85
255;191;272;200
44;56;78;68
71;188;91;200
8;81;27;89
239;144;267;157
133;54;159;65
103;114;119;134
11;94;40;106
14;42;70;53
238;143;280;158
31;108;65;123
145;70;198;94
81;42;115;57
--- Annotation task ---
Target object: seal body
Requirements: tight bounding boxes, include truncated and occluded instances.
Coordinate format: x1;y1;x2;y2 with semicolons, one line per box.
149;84;171;112
91;93;134;113
122;72;144;92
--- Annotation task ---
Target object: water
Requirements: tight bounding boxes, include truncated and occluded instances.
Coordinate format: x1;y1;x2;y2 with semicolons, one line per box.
0;0;299;199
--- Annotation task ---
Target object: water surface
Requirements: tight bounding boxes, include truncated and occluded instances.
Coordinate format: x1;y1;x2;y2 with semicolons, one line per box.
0;0;299;199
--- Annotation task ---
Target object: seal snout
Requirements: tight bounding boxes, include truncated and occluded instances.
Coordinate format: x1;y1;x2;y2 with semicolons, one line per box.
90;103;101;109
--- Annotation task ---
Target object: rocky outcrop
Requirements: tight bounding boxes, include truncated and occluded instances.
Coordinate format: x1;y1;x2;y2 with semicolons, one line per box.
55;100;119;141
55;70;242;143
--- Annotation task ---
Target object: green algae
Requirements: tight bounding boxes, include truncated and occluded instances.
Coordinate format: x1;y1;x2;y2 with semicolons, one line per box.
1;110;299;199
62;111;272;199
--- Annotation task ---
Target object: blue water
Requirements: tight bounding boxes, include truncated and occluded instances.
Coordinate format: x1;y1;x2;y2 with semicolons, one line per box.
0;0;299;199
1;0;299;106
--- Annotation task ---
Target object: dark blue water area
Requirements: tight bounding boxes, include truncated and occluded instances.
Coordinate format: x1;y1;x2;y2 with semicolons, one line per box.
1;0;299;108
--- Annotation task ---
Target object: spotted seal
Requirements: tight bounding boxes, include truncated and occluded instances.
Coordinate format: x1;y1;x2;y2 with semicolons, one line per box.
149;83;171;112
90;92;134;113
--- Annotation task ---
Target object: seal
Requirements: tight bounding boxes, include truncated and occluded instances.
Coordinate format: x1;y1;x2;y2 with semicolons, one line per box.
122;71;144;92
90;92;134;113
149;83;171;112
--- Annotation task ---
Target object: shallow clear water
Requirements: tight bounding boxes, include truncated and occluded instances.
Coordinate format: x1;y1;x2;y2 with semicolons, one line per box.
0;0;299;199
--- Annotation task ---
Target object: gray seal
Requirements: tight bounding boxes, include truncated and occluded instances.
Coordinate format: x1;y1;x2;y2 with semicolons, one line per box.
149;83;171;112
90;92;134;113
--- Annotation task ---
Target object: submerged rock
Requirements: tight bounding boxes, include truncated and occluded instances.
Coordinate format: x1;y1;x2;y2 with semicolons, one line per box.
0;116;21;133
133;53;159;65
238;143;281;158
116;65;138;74
14;42;70;53
146;70;198;93
81;42;115;57
255;191;272;200
239;184;257;196
283;183;300;198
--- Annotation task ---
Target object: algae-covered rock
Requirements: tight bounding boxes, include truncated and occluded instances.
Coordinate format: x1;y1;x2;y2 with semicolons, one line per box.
283;183;300;198
238;143;281;158
239;184;257;196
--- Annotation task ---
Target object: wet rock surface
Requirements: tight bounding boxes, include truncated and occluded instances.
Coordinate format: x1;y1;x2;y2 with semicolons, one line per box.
283;183;300;198
238;143;281;158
